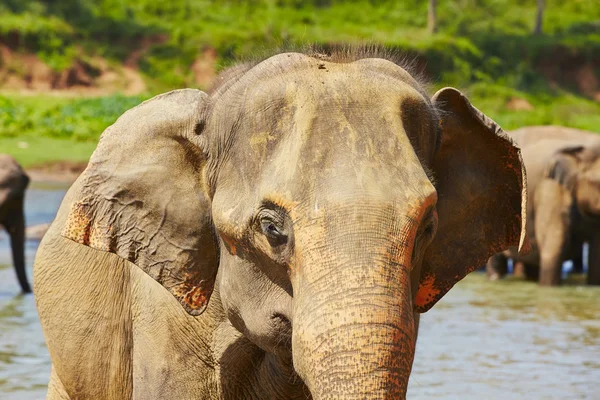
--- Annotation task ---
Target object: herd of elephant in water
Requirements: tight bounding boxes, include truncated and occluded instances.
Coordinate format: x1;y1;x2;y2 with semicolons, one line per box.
2;126;599;295
485;125;600;287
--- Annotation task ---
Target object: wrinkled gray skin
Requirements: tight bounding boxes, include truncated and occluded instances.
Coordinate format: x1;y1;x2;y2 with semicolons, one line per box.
0;154;31;293
35;52;526;399
487;126;600;285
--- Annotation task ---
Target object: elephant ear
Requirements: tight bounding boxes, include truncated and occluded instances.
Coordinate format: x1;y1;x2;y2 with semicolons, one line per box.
415;88;528;312
545;146;584;190
60;89;219;316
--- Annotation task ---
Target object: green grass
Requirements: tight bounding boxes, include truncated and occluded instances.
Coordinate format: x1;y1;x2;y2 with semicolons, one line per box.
0;94;148;141
0;136;98;167
0;94;149;166
466;84;600;132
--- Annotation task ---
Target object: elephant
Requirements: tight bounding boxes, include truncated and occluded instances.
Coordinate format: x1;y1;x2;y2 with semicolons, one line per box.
0;154;31;293
510;125;600;148
34;50;527;399
486;126;600;286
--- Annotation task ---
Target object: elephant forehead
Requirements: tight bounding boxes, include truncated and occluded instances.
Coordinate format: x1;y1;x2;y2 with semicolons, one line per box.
215;52;424;96
231;67;422;114
209;54;436;167
209;54;438;225
218;71;429;159
234;90;429;185
212;53;428;121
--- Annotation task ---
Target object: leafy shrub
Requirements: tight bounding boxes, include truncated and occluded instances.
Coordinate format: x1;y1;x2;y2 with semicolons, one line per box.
0;95;148;141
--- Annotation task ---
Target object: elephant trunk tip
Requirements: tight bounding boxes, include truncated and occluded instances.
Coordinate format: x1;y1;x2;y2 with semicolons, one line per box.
15;266;32;294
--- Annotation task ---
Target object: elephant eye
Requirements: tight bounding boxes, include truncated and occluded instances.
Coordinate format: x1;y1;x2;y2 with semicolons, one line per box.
412;208;438;263
255;202;293;250
260;217;288;246
265;222;279;234
258;209;288;247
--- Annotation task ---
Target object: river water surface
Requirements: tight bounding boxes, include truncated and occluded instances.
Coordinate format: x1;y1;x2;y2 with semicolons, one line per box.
0;185;598;399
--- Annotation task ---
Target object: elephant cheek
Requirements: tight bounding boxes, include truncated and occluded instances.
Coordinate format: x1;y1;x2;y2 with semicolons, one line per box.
576;180;600;218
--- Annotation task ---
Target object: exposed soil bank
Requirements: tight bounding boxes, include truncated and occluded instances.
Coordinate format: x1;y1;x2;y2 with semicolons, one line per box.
26;160;86;184
0;43;148;96
0;40;217;96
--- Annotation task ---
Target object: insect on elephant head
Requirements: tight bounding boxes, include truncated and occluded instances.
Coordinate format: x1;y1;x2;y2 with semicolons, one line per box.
60;51;527;399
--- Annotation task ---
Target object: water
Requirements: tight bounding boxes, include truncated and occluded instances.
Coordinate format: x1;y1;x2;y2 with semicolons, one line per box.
0;186;599;399
0;184;66;400
409;277;600;399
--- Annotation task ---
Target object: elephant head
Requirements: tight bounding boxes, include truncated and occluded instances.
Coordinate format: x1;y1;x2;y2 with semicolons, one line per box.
546;144;600;219
60;52;526;398
573;145;600;219
0;154;31;293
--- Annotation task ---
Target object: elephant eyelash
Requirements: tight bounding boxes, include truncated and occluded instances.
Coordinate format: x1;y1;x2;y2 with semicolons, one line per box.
421;164;437;187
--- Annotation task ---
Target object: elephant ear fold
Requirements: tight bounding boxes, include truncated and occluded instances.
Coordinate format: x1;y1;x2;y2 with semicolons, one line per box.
546;146;584;189
61;89;219;316
415;88;528;312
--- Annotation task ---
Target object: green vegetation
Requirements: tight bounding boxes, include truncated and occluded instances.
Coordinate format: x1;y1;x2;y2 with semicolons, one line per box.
0;136;96;167
2;0;598;89
0;94;146;166
0;94;146;140
1;1;599;165
467;84;600;133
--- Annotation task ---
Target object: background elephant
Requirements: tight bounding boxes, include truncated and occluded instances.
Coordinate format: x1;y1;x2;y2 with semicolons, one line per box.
487;126;600;285
34;50;526;399
0;154;31;293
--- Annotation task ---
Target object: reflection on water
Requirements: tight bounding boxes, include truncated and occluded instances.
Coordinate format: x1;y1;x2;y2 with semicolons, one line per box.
0;186;599;399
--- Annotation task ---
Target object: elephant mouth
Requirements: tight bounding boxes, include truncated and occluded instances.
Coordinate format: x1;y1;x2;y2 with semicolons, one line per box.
271;313;292;331
270;312;293;350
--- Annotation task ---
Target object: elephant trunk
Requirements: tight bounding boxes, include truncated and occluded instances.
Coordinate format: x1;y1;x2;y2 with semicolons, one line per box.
292;217;417;399
8;199;31;293
538;238;565;286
